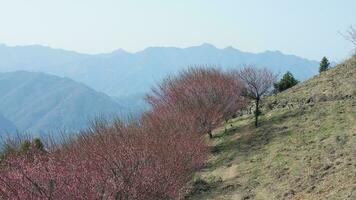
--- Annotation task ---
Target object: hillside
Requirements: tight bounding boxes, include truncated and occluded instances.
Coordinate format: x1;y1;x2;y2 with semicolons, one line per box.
186;57;356;200
0;71;124;136
0;43;319;98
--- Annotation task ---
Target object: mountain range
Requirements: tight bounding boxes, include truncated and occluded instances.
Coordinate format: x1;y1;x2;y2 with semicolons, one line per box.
0;43;320;98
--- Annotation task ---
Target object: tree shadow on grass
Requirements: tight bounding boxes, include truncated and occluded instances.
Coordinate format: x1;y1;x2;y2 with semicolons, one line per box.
206;109;303;170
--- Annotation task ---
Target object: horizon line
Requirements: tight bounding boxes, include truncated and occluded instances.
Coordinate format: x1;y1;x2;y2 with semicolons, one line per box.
0;42;319;62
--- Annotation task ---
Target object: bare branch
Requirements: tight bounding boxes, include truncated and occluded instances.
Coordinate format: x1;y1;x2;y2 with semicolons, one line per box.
236;65;277;100
235;65;277;126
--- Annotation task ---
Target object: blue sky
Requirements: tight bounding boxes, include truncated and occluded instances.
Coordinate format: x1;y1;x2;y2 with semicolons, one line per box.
0;0;355;61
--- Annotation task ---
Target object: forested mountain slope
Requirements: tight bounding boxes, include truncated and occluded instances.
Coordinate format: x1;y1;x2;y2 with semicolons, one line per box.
0;113;17;137
0;71;124;136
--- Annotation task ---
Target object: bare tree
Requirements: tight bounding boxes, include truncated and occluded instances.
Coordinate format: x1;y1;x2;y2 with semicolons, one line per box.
346;26;356;46
236;65;277;127
342;26;356;55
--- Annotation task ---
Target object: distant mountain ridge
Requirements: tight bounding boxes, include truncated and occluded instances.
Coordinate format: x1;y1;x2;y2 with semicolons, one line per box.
0;71;124;136
0;43;319;97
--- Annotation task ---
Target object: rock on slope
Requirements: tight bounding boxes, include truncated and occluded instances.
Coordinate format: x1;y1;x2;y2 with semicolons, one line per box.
186;57;355;200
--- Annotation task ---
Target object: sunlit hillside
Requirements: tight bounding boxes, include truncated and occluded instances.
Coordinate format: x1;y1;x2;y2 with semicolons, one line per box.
186;57;356;200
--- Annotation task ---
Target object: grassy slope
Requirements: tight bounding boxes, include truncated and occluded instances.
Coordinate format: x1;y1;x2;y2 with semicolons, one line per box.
187;57;356;200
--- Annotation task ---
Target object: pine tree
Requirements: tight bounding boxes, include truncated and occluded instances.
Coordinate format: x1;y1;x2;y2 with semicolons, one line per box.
33;138;45;152
274;71;299;92
319;57;330;73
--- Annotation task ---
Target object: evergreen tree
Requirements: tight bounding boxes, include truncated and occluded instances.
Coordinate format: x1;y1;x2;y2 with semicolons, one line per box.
33;138;45;152
319;57;330;73
274;71;299;92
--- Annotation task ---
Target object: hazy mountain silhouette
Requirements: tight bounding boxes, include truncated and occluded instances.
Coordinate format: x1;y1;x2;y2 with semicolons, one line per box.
0;43;319;97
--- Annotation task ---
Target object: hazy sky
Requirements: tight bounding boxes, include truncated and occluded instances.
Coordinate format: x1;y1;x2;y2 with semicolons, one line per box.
0;0;355;61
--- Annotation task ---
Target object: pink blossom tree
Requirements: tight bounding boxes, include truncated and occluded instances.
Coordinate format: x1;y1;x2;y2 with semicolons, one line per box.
0;66;247;198
0;118;207;199
146;67;246;138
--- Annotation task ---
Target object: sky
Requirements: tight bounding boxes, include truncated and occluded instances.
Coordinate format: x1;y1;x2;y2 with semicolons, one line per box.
0;0;355;61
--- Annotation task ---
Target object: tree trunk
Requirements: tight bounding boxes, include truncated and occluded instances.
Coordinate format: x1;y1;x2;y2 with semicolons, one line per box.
208;130;213;139
255;98;259;127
